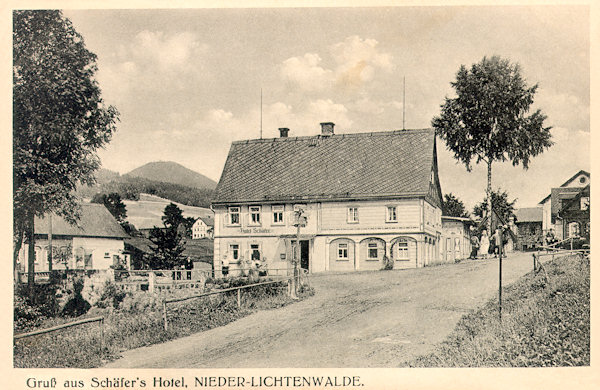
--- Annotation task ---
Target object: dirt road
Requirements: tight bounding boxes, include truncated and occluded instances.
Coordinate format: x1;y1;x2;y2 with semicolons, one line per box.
105;252;535;368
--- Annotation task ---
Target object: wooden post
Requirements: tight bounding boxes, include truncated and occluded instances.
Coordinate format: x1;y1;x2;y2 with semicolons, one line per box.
237;288;241;308
498;233;503;322
148;271;155;293
570;237;573;251
533;253;537;272
100;317;105;348
162;300;168;331
48;213;53;272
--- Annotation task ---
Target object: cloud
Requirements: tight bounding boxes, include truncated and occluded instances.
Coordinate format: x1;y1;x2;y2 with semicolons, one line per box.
280;53;334;92
331;36;393;89
96;30;209;102
279;35;393;93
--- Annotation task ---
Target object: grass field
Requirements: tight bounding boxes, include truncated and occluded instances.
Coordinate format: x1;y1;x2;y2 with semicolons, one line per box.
409;254;590;367
14;281;310;368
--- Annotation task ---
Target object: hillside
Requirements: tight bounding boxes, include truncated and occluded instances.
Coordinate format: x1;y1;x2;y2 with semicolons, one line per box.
125;161;217;190
123;194;212;230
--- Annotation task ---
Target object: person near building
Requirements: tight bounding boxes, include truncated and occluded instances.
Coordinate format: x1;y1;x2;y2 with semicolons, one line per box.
470;233;480;259
222;255;230;277
479;230;490;259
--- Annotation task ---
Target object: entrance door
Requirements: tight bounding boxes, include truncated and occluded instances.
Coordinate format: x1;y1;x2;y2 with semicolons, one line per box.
300;240;310;270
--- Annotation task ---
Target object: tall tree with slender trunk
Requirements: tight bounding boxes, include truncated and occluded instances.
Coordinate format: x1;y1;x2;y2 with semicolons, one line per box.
13;10;118;289
432;56;552;233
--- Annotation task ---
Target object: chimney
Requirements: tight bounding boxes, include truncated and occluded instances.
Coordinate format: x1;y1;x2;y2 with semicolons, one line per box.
320;122;335;137
278;128;289;138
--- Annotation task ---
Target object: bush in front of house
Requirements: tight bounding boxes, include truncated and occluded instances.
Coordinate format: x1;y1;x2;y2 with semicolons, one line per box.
14;283;61;332
62;278;91;317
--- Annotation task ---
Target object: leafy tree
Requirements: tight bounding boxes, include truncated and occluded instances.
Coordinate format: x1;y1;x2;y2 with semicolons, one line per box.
91;192;127;222
442;193;469;218
473;188;517;225
147;227;186;269
148;203;187;269
162;202;184;229
432;56;552;232
13;10;119;288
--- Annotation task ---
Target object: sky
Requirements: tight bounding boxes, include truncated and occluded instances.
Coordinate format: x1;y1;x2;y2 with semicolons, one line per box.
62;5;590;211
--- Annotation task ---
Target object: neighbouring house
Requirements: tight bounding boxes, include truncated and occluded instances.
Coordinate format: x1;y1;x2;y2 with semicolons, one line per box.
18;203;130;273
539;170;590;240
212;123;444;275
513;207;543;251
192;216;214;239
439;216;474;263
557;184;590;242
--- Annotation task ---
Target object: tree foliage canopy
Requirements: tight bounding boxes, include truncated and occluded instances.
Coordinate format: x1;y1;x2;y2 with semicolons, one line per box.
148;203;187;269
442;193;469;218
473;188;517;224
13;10;118;242
91;192;127;223
432;56;552;171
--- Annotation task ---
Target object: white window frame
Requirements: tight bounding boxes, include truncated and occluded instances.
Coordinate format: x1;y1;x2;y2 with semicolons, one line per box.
337;243;349;260
272;205;284;225
396;241;409;260
367;242;378;260
229;244;240;260
581;197;590;211
386;206;397;222
228;206;240;226
347;207;359;223
249;206;261;226
250;243;261;260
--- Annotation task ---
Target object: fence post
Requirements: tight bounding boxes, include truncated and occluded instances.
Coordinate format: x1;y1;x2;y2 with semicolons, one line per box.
570;237;573;251
237;288;241;308
533;253;536;272
149;271;155;293
162;300;168;331
100;317;105;348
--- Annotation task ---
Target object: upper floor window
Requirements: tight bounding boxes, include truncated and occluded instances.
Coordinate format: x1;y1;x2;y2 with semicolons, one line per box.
249;206;261;225
337;243;349;260
272;205;284;225
347;207;359;223
228;206;240;225
386;206;397;222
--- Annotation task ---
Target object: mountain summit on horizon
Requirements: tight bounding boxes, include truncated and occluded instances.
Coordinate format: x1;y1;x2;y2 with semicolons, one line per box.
125;161;217;190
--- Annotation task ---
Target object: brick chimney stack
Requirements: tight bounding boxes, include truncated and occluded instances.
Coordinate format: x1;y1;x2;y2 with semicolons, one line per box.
279;128;289;138
320;122;335;136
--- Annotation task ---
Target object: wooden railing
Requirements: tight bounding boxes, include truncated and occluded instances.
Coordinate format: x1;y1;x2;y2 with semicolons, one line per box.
162;277;292;330
14;316;105;346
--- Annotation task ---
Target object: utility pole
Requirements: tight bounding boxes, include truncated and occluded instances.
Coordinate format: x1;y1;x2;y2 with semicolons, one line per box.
403;75;406;130
260;88;263;139
48;213;53;272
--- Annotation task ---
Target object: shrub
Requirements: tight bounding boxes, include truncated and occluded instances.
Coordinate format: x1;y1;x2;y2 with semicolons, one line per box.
61;278;91;317
96;281;128;309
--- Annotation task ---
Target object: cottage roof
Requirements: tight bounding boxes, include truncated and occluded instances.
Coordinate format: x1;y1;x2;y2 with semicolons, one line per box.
198;216;214;227
34;203;128;239
213;128;437;204
514;207;543;223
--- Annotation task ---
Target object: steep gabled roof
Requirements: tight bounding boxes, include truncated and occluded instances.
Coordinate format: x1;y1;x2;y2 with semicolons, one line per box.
539;170;590;204
34;203;128;239
213;128;437;204
199;216;214;227
514;207;543;223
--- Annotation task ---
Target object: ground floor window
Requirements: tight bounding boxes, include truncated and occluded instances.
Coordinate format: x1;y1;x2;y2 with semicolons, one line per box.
250;244;261;260
229;244;240;260
568;222;580;238
337;243;349;260
396;241;409;260
367;242;378;259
